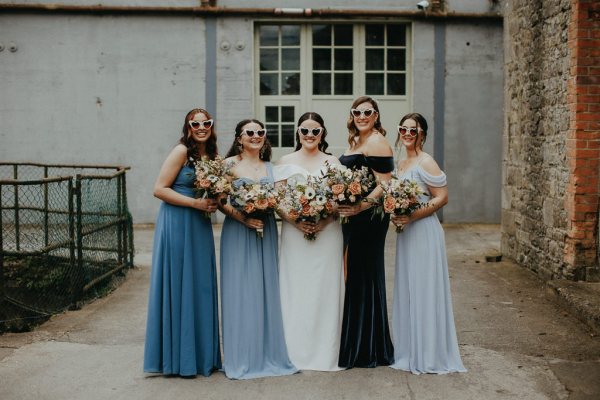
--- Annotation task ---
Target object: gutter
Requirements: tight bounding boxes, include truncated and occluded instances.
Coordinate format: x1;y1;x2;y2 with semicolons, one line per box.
0;4;503;20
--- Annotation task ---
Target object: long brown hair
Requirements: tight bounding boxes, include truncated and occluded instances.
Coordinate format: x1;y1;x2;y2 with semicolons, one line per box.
179;108;218;162
294;112;331;154
225;119;272;161
346;96;386;148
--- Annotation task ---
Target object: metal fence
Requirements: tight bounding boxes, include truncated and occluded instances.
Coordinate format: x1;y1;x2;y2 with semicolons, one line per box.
0;162;134;332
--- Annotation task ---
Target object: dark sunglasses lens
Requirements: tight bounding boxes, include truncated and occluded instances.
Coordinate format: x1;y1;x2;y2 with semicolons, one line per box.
363;109;373;117
202;120;213;129
190;121;201;129
312;128;322;135
299;127;309;135
257;130;266;137
351;110;361;117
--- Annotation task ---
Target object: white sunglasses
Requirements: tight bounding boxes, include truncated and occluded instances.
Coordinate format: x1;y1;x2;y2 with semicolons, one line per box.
189;119;214;130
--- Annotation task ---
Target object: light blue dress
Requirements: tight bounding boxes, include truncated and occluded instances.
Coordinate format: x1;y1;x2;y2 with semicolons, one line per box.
390;162;466;375
144;164;221;377
220;162;297;379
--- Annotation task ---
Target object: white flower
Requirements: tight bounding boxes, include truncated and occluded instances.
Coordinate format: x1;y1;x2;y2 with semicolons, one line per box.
305;187;316;200
314;195;326;205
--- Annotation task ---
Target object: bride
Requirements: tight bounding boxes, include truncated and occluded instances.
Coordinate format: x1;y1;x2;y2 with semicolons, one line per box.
274;112;345;371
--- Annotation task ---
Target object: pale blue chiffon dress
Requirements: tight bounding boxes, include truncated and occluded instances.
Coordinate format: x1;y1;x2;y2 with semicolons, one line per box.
144;164;221;377
220;162;297;379
390;162;466;375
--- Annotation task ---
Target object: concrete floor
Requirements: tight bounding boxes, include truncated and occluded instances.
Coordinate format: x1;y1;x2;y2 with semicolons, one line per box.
1;224;599;400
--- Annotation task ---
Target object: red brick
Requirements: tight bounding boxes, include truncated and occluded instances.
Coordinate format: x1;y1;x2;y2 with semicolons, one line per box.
579;95;600;103
575;203;599;213
579;39;600;48
577;75;600;84
577;112;600;121
589;67;600;75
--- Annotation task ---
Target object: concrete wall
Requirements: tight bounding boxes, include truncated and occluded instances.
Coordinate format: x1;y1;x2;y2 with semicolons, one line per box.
0;14;207;223
0;2;504;223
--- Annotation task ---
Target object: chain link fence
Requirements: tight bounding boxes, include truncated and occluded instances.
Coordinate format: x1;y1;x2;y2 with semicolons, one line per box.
1;162;134;332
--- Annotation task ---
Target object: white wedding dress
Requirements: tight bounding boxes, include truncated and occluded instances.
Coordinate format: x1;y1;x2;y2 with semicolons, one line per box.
273;164;345;371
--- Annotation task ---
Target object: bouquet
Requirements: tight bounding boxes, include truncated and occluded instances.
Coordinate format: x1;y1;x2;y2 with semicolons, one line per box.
193;155;232;218
230;181;279;238
321;161;375;224
278;176;336;240
378;177;426;232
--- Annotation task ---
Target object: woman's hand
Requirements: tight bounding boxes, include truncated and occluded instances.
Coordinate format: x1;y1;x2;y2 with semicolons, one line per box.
295;220;315;235
193;198;218;213
244;217;264;230
391;214;411;229
337;203;363;218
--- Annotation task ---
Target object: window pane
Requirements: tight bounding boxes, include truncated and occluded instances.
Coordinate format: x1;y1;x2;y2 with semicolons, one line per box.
281;106;295;122
259;25;279;46
282;25;300;46
312;25;332;45
387;24;406;46
334;73;353;95
282;48;300;70
366;73;384;95
281;125;295;147
260;73;278;95
266;124;279;147
313;49;331;70
366;49;384;70
313;73;331;95
334;25;353;46
366;24;384;46
260;49;278;71
334;49;353;71
387;73;406;95
265;107;279;123
282;73;300;95
387;49;405;70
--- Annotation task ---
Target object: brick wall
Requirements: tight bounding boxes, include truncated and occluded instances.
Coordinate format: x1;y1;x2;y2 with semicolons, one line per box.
564;0;600;281
503;0;600;282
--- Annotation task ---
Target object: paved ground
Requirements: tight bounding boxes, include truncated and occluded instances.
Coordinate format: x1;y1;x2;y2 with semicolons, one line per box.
1;224;599;400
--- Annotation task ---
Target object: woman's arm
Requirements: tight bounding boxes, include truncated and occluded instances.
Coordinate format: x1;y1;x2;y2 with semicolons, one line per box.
153;145;217;212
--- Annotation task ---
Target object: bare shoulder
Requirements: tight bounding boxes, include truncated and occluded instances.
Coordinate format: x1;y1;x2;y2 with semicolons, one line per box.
164;144;188;165
277;152;297;165
420;153;444;176
365;133;393;157
324;154;341;165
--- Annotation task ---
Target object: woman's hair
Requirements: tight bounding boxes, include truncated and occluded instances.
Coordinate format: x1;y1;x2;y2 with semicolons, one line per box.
294;112;331;154
346;96;386;148
395;112;429;151
225;119;272;161
179;108;218;161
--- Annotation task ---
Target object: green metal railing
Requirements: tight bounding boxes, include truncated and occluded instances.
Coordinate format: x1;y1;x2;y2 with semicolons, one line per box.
0;162;134;332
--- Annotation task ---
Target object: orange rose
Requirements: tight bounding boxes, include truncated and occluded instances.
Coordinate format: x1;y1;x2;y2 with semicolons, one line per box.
348;181;362;196
244;203;255;213
289;209;300;220
383;196;397;213
331;184;345;195
301;204;312;216
255;198;269;210
268;197;278;207
300;195;309;205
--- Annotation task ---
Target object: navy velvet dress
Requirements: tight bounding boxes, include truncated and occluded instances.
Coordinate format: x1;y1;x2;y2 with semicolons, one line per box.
338;154;395;369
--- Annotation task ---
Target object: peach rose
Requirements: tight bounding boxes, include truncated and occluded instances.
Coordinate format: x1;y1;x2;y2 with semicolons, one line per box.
255;198;269;210
301;204;312;216
289;209;300;220
383;196;397;213
348;181;362;196
325;201;334;213
199;179;211;188
300;195;309;205
332;183;345;195
244;203;255;213
268;197;278;207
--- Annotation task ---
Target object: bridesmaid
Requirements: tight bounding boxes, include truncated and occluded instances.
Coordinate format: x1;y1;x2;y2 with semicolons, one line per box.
218;119;297;379
144;108;221;377
337;96;395;368
274;112;345;371
390;113;466;374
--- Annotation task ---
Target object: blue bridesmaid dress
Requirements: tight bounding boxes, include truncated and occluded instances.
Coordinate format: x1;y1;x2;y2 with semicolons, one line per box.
220;162;297;379
144;164;221;377
391;161;466;374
